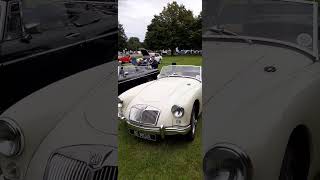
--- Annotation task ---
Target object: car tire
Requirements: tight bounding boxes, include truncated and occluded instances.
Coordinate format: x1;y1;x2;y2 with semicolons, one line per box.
186;104;197;141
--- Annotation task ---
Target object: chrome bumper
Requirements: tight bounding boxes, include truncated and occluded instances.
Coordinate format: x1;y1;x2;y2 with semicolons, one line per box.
123;118;191;139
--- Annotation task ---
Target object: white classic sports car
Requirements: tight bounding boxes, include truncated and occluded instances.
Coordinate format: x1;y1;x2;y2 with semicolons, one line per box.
118;65;202;141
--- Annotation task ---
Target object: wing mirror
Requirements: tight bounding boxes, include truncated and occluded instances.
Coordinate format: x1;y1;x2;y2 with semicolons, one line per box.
20;33;32;43
124;72;129;77
24;23;41;34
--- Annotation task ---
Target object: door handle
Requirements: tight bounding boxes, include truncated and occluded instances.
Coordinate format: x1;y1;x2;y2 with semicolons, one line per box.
65;32;81;39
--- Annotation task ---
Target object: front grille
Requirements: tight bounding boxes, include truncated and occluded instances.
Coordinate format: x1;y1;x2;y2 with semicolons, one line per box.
141;110;159;124
93;166;118;180
129;105;160;125
45;154;117;180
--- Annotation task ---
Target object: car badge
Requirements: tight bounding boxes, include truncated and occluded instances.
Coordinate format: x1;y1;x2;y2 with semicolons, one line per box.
89;153;102;167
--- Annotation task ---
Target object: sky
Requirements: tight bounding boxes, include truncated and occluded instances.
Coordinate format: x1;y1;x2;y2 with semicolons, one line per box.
119;0;202;41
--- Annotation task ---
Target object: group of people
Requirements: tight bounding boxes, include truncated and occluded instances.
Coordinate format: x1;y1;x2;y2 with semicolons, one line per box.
130;56;159;69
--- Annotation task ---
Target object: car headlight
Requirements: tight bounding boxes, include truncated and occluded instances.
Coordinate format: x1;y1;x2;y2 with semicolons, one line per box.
118;98;123;108
0;118;24;157
203;143;252;180
118;98;125;120
171;105;184;118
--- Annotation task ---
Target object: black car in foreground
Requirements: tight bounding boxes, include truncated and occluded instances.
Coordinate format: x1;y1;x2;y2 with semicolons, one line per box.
0;0;117;111
118;65;159;94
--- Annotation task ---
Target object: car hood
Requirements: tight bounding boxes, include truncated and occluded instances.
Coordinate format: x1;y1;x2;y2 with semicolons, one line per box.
203;40;315;179
131;77;200;106
25;77;118;179
203;41;314;100
140;49;150;56
0;62;117;179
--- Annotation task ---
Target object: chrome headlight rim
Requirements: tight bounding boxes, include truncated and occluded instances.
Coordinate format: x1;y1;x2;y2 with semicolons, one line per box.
0;117;24;157
203;143;253;180
171;105;184;118
118;98;123;108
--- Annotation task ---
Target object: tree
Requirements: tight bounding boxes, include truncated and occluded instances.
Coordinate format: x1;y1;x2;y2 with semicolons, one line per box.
127;37;142;50
190;12;202;50
144;1;199;55
118;23;127;51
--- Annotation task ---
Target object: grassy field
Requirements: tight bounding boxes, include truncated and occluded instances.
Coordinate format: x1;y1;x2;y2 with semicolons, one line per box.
118;55;203;180
158;55;202;70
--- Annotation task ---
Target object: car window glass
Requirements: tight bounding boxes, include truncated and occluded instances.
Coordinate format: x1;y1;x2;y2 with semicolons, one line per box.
5;2;23;41
205;0;316;53
23;1;115;32
22;3;71;32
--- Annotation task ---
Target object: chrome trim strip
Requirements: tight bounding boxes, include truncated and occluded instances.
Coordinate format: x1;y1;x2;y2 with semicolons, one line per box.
66;1;117;5
203;35;317;61
1;30;117;66
125;120;191;139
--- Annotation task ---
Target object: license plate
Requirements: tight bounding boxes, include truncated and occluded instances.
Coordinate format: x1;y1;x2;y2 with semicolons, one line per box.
130;129;156;141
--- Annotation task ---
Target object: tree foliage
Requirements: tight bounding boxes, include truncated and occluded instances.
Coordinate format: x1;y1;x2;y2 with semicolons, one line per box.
127;37;143;50
118;23;127;51
144;1;201;53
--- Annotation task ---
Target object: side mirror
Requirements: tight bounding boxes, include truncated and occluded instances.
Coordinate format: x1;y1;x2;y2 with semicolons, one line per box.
124;72;129;77
20;34;32;43
24;23;41;34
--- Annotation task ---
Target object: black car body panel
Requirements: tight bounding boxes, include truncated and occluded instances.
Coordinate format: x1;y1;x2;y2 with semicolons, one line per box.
118;65;159;94
0;0;117;111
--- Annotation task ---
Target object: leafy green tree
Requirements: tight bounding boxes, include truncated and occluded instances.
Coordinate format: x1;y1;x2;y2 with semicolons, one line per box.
127;37;143;50
118;23;127;51
144;1;199;55
190;12;202;50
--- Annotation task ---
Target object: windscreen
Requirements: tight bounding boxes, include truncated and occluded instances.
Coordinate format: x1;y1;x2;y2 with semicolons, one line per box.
204;0;317;55
118;65;153;78
159;66;201;81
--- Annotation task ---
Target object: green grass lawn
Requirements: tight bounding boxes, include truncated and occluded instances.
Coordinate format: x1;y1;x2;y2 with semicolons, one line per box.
118;55;203;180
158;55;202;70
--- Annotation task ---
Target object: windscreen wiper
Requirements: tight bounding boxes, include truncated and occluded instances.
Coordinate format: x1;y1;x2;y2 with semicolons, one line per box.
208;26;253;45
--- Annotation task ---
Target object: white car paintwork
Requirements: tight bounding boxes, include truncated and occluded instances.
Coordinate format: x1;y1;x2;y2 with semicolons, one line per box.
119;65;202;133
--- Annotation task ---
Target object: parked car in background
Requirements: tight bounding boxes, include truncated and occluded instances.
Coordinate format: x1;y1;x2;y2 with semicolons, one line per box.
0;0;117;112
118;65;202;141
118;55;131;63
153;53;162;63
0;62;118;180
203;0;320;179
118;65;159;94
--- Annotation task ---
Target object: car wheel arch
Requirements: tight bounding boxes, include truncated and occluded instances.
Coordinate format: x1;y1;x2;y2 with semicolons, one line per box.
279;124;311;180
193;99;200;119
